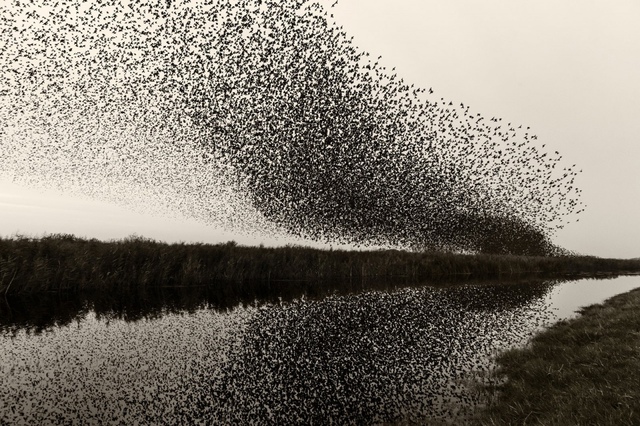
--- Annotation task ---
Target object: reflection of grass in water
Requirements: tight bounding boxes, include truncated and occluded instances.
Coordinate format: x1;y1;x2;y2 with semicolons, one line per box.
1;274;558;335
474;287;640;425
1;234;640;296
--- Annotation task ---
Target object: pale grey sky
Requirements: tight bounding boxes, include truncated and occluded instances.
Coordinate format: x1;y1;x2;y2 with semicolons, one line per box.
1;0;639;258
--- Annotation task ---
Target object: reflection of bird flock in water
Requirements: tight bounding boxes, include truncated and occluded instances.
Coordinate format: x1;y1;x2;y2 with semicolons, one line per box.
1;0;583;254
213;285;557;424
0;283;557;424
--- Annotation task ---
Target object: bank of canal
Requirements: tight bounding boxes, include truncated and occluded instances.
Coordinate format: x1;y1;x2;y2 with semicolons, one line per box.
474;279;640;425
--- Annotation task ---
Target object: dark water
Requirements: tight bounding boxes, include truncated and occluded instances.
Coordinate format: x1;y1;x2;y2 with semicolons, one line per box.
2;276;639;424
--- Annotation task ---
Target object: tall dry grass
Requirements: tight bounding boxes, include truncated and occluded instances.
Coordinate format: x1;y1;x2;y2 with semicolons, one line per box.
1;234;639;295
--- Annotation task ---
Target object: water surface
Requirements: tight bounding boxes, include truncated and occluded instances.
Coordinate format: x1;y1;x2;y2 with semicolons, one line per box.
2;275;639;424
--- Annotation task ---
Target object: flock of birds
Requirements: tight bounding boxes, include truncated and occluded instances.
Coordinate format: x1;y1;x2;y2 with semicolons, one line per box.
0;280;561;424
1;0;584;254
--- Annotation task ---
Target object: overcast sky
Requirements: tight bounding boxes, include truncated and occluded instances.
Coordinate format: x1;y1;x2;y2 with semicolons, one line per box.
1;0;639;258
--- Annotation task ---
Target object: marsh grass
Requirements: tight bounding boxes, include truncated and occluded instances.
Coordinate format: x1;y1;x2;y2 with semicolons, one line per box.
474;287;640;425
1;233;639;295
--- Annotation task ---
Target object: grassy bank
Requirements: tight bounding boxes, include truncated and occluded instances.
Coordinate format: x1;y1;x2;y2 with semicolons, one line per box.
1;234;640;295
475;287;640;425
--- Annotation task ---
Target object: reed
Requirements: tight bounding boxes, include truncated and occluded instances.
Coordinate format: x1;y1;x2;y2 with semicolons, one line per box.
1;234;639;295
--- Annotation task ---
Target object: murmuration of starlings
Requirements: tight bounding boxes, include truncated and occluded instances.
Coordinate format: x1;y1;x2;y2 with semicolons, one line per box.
0;0;584;255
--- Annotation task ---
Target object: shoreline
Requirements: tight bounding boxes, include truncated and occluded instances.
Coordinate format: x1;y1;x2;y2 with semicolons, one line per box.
473;286;640;425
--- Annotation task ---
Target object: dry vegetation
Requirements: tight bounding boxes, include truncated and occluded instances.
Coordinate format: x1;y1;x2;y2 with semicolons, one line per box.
2;234;640;295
